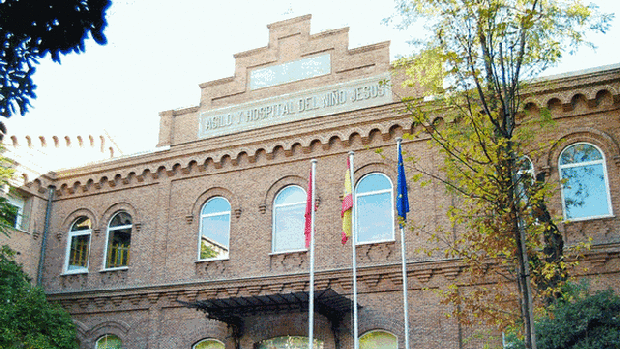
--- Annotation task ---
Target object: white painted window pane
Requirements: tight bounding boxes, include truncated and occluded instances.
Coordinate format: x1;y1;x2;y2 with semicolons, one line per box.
516;157;534;203
275;186;305;205
560;143;602;165
109;211;132;227
201;197;231;215
561;163;610;219
357;191;393;243
106;227;131;268
68;234;90;270
273;203;305;252
355;173;394;244
71;216;92;231
200;213;230;259
6;194;25;229
357;174;391;193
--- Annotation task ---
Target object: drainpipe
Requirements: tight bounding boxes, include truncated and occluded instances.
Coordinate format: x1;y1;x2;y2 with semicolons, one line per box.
36;185;55;287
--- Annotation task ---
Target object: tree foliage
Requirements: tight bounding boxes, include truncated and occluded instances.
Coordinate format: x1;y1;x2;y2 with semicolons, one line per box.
507;282;620;349
387;0;612;347
0;148;17;237
200;241;219;259
0;245;78;348
0;0;111;117
535;288;620;349
0;150;77;347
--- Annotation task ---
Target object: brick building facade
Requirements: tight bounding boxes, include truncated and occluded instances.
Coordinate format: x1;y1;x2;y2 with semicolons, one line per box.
6;15;620;349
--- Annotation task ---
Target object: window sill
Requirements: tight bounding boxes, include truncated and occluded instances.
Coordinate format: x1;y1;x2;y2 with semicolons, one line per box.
100;267;129;273
196;258;230;263
563;214;615;224
269;249;308;256
355;238;396;246
8;226;29;234
62;269;89;276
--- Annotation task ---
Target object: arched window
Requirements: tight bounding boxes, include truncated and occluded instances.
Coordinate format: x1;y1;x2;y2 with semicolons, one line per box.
199;197;231;260
64;216;92;273
272;185;306;253
359;330;397;349
104;212;132;269
95;334;122;349
355;173;394;244
559;143;613;220
193;338;225;349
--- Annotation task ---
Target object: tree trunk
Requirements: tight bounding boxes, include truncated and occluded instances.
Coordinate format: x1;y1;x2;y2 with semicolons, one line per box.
509;146;537;349
515;217;537;349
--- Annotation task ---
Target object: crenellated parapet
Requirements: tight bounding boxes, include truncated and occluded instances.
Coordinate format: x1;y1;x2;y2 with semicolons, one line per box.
4;133;122;199
5;134;118;155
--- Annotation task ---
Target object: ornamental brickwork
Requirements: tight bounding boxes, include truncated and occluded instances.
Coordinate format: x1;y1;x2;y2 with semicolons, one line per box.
5;14;620;349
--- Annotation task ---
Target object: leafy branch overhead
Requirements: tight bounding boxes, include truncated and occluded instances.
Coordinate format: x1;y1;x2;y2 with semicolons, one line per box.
387;1;612;348
0;0;111;117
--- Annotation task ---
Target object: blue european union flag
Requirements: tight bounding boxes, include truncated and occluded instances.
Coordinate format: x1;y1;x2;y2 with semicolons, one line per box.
397;142;409;226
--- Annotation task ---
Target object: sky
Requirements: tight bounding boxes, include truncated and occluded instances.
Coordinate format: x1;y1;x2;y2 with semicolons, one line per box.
4;0;620;155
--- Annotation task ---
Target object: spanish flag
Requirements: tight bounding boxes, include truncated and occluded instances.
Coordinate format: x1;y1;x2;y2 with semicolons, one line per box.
341;158;353;244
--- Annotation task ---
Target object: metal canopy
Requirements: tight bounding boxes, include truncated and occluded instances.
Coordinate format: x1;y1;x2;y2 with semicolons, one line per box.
180;288;356;349
181;288;356;325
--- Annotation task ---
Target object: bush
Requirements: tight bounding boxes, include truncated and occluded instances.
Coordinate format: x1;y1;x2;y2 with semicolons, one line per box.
506;282;620;349
0;245;78;348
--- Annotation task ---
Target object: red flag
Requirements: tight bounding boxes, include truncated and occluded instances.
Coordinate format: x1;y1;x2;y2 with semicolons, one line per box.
304;169;315;248
341;158;353;244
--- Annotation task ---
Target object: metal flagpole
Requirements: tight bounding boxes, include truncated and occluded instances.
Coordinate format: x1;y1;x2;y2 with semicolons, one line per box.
396;138;410;349
308;159;317;349
349;151;359;349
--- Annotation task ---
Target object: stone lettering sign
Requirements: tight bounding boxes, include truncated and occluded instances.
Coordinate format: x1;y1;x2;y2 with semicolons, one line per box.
198;73;392;139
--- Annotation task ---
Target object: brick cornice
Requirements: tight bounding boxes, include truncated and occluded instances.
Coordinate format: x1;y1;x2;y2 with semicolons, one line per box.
47;244;620;316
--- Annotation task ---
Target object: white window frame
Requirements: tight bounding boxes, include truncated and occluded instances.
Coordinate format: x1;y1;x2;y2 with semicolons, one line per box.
271;185;307;254
516;156;535;203
197;197;231;261
6;193;25;230
102;212;132;271
559;142;614;221
517;156;534;180
355;173;395;245
63;216;92;274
